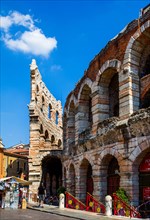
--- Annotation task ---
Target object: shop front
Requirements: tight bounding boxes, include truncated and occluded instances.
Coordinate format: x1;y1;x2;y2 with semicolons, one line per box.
0;176;31;209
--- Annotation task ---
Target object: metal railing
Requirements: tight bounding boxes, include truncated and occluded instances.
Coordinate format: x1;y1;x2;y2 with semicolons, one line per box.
86;192;105;213
65;192;86;210
113;193;141;218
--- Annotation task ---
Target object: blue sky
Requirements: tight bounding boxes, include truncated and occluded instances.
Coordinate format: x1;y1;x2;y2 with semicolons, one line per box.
0;0;149;148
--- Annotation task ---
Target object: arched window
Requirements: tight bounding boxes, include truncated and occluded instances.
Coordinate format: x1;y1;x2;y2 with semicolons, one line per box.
56;111;59;125
51;135;55;143
42;96;45;105
36;85;39;94
40;124;43;134
45;130;49;140
48;104;52;119
58;139;62;148
42;96;45;113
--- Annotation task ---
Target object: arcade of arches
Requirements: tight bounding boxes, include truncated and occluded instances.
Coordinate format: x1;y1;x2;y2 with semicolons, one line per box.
42;156;62;196
62;7;150;208
29;6;150;211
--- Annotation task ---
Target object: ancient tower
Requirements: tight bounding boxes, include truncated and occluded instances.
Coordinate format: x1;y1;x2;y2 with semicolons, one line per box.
28;59;63;197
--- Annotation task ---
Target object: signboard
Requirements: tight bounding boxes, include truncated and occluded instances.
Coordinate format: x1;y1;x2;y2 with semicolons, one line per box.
143;187;150;200
139;154;150;172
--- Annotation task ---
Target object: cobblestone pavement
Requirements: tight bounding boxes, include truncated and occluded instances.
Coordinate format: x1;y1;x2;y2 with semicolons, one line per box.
0;209;77;220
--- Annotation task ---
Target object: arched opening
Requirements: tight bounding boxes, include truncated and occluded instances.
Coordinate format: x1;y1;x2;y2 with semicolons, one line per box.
68;101;75;145
109;74;119;117
98;68;119;120
107;157;120;196
51;135;55;144
36;85;39;93
56;111;59;125
140;45;150;109
79;158;93;203
40;124;43;134
78;84;92;134
45;130;49;140
69;164;75;196
42;156;62;196
48;104;52;119
141;88;150;108
41;96;45;113
143;54;150;76
58;139;62;148
86;163;93;195
139;153;150;218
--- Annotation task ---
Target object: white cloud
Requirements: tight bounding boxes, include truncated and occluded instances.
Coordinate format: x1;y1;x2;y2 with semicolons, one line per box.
0;11;57;57
50;65;62;72
0;16;12;31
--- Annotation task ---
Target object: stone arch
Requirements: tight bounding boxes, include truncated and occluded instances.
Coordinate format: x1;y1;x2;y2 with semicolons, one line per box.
122;21;150;114
68;163;76;196
67;93;77;111
129;142;150;206
78;154;95;168
124;21;150;64
77;78;93;100
79;158;93;203
96;59;121;84
51;135;55;144
41;155;62;196
40;124;43;134
77;83;92;135
100;154;120;200
96;60;120;120
45;130;49;140
58;139;62;148
67;100;76;146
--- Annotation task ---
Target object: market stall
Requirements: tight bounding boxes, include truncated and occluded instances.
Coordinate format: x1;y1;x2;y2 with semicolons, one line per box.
0;176;31;209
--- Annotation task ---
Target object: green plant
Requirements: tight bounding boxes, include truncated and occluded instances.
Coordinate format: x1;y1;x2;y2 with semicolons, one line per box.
115;188;130;204
57;186;66;195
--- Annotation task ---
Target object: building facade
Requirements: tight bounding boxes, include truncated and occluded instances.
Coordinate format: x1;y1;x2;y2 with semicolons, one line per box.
28;60;63;196
62;5;150;207
0;141;28;179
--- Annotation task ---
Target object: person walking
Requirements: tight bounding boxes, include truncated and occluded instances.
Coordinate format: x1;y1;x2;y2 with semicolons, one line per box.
38;183;45;208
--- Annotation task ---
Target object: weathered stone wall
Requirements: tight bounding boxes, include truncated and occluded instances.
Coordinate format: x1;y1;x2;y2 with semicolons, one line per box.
29;59;63;195
63;6;150;207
